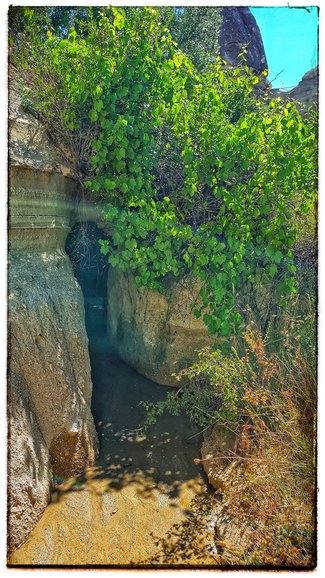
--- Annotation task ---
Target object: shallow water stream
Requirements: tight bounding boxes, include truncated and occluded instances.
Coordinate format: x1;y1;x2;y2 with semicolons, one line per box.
9;226;217;566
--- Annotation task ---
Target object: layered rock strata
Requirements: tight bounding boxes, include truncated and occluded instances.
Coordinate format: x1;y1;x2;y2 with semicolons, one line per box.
8;69;98;553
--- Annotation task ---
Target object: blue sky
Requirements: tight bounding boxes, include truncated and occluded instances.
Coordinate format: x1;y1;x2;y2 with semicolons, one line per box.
250;6;318;90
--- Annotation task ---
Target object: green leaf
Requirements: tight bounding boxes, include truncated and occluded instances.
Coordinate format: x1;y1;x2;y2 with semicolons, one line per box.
220;320;230;337
113;7;125;30
104;179;116;191
99;240;110;256
68;27;77;41
89;109;98;122
198;254;209;266
105;206;118;219
125;238;137;251
94;99;104;112
120;182;128;193
116;148;126;160
273;250;283;264
109;255;119;267
268;264;277;278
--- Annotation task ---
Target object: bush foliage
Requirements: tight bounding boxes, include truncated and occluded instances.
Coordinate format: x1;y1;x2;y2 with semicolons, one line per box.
11;6;317;340
142;315;316;566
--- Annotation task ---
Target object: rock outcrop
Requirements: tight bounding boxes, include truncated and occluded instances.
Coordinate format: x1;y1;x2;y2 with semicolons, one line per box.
272;67;318;114
219;7;268;72
287;66;318;111
107;269;214;386
8;67;98;553
106;270;271;387
200;426;252;562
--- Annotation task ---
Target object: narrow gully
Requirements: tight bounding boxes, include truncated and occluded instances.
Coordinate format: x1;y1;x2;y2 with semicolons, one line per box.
9;221;217;566
66;220;205;497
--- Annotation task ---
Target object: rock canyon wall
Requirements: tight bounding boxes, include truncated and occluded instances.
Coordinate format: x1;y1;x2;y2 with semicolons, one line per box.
8;68;98;553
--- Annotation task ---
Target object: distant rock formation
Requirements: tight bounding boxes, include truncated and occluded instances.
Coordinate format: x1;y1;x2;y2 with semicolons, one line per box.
271;66;318;116
287;66;318;110
8;66;98;554
219;7;268;72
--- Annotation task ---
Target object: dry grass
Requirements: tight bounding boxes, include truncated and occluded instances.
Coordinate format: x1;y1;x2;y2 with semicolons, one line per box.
215;326;317;567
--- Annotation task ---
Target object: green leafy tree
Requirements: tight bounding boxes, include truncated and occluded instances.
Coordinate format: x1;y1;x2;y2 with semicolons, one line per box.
170;7;222;71
11;7;317;341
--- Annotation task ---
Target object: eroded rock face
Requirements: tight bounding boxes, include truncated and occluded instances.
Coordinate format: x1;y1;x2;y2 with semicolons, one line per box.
7;371;51;555
8;252;98;480
219;7;268;72
107;268;214;385
8;166;98;552
8;69;98;553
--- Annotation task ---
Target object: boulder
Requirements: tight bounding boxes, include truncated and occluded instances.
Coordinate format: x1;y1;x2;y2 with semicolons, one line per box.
201;425;236;492
219;7;268;72
107;268;214;386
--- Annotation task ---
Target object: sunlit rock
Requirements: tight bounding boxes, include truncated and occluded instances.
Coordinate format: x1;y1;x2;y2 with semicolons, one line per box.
107;268;214;385
8;68;98;553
